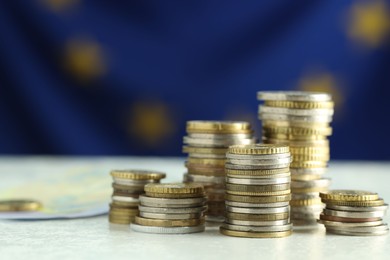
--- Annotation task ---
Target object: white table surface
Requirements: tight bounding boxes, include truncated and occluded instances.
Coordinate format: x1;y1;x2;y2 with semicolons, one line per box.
0;157;389;260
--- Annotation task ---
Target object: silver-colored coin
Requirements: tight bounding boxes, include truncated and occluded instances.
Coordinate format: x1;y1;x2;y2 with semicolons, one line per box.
226;205;290;214
206;215;225;223
259;105;334;116
259;113;333;123
291;178;331;189
130;223;205;234
290;168;328;175
222;223;292;232
225;163;291;170
292;193;320;200
139;195;206;208
325;224;389;234
291;212;320;220
113;178;158;185
226;152;291;160
226;176;290;185
317;219;383;227
183;136;256;147
139;212;204;220
325;204;388;212
112;196;140;203
138;205;207;214
227;157;292;166
323;209;387;218
227;219;289;226
184;173;225;184
257;91;332;102
227;172;291;179
188;133;253;140
226;201;290;208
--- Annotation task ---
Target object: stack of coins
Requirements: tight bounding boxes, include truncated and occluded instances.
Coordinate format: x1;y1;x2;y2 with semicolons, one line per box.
220;144;293;238
131;183;207;234
318;190;389;236
109;170;166;224
257;91;334;225
183;121;256;221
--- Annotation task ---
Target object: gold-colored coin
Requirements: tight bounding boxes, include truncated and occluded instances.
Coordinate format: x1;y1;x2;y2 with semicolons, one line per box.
144;183;204;194
220;227;292;238
110;170;166;180
225;167;290;176
226;183;290;193
262;126;332;136
228;144;289;155
226;194;291;203
290;198;323;206
111;200;139;208
262;120;330;128
320;190;379;201
264;100;334;109
321;199;385;207
0;199;42;212
134;216;205;227
187;158;226;166
186;121;252;134
226;212;289;221
182;146;228;155
145;192;206;199
264;138;329;147
292;154;330;161
289;146;330;155
263;133;327;141
226;189;291;196
290;161;328;168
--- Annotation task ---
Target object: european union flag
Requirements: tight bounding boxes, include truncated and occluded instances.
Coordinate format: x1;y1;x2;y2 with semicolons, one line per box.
1;0;390;159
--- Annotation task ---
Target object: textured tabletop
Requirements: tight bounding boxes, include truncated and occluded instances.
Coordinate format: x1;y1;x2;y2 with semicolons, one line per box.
0;157;389;260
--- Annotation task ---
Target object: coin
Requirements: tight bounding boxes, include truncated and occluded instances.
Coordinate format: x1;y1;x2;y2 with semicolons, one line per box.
321;199;385;207
320;190;379;201
226;189;291;196
259;106;334;116
226;212;289;221
259;113;333;123
226;201;290;208
226;183;290;192
226;153;291;160
144;183;204;195
221;223;292;232
319;213;381;222
186;121;253;134
323;209;386;218
182;146;228;154
290;198;322;206
226;194;291;203
257;91;332;102
145;192;206;199
184;173;225;184
325;204;388;212
226;176;290;185
226;205;290;214
317;219;383;227
184;136;256;147
220;227;292;238
291;178;331;189
227;219;289;226
326;229;388;236
139;195;206;208
263;126;332;136
110;170;166;180
225;163;291;170
228;144;289;155
134;216;205;227
138;205;207;214
139;212;204;220
227;157;292;166
264;100;334;109
325;224;389;234
0;199;42;212
131;223;205;234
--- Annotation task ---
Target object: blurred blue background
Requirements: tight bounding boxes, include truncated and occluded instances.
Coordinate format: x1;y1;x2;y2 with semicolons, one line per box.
0;0;390;159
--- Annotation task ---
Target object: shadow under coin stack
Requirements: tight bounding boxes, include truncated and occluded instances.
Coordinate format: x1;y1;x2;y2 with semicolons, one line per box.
257;91;334;225
183;121;255;222
109;170;166;224
131;183;207;234
220;144;293;238
318;190;389;236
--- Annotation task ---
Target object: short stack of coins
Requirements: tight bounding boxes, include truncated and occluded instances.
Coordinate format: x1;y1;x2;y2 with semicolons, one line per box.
109;170;166;224
318;190;389;236
220;144;293;238
183;121;256;222
131;183;207;234
257;91;334;225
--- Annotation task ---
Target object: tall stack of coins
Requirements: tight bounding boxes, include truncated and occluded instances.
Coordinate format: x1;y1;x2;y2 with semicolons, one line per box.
257;91;334;225
183;121;256;221
318;190;389;236
131;183;207;234
109;170;166;224
220;144;293;238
